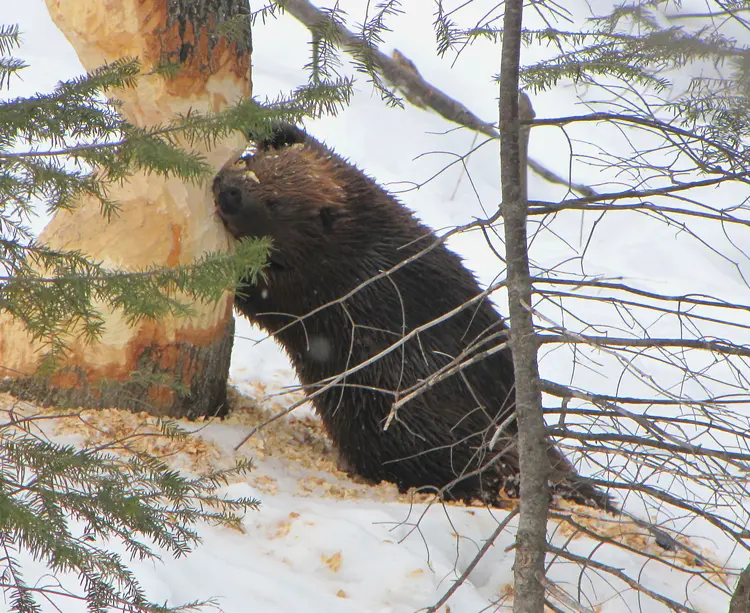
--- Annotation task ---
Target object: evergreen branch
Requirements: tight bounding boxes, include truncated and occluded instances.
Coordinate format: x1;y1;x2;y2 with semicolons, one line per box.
305;3;346;85
0;30;275;613
521;59;671;93
0;91;351;168
0;427;258;613
516;22;746;98
352;0;405;107
249;3;284;26
0;238;270;359
433;1;463;57
0;58;27;90
0;24;21;55
0;58;139;147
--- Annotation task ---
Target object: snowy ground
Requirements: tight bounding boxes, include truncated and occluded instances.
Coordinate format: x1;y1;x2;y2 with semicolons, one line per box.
4;1;750;612
3;390;731;613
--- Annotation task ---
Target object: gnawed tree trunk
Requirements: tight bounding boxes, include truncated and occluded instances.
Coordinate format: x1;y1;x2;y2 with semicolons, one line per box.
0;0;251;418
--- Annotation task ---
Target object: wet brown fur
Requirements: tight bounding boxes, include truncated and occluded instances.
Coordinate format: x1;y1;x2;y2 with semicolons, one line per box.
214;125;614;511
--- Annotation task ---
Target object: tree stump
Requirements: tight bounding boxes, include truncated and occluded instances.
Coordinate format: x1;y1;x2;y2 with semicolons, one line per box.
0;0;252;418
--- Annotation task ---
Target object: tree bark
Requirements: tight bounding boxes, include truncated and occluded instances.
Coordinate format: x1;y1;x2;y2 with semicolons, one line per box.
498;2;549;612
0;0;251;418
730;563;750;613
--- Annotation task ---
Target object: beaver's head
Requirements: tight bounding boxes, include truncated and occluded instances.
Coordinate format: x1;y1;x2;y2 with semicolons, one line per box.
213;125;355;268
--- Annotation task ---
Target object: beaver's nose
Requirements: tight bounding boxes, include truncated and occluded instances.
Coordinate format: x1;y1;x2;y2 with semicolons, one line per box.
216;185;243;215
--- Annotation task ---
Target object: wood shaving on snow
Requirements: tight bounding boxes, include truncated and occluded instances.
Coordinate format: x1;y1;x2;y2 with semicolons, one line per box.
0;389;719;572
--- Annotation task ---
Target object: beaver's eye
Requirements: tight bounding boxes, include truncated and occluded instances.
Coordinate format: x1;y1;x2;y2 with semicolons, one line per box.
265;199;278;212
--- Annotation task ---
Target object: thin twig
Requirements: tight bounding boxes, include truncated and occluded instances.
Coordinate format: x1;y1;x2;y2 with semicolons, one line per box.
546;544;702;613
425;509;518;613
538;333;750;358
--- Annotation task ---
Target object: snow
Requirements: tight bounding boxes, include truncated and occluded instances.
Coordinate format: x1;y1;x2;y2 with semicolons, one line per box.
7;398;731;613
3;1;749;612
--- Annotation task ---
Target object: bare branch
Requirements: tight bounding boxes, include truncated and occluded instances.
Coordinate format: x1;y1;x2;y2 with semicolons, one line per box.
528;171;750;211
531;278;750;312
538;333;750;358
274;0;599;198
425;509;519;613
546;544;703;613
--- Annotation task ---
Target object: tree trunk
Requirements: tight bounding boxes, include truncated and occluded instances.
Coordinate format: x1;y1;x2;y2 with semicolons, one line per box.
0;0;251;418
499;1;549;612
730;563;750;613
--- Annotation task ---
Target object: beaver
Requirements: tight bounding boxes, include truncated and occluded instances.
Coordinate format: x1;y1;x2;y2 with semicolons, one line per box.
214;123;614;512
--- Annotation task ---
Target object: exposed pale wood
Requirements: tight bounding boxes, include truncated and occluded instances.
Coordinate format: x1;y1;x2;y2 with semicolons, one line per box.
0;0;252;417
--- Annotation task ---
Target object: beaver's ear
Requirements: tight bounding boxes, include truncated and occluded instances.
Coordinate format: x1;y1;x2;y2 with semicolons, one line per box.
250;123;307;151
319;207;336;233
